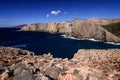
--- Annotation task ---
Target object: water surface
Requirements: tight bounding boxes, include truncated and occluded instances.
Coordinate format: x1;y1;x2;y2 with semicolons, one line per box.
0;28;120;58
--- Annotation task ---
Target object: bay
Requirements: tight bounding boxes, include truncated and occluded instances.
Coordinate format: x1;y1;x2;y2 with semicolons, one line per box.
0;28;120;58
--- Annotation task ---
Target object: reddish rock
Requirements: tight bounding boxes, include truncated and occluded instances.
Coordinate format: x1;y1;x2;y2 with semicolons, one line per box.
0;47;120;80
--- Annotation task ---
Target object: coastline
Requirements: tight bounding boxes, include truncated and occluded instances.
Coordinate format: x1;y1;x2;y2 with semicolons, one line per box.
61;34;120;45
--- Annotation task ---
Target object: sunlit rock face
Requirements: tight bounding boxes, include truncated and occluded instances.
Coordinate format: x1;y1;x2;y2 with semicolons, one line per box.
21;18;120;43
0;46;120;80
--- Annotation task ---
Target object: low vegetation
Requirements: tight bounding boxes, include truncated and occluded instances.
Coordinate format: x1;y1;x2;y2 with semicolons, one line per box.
102;22;120;37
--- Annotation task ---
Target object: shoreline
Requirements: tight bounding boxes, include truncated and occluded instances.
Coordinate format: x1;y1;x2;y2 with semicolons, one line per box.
61;34;120;45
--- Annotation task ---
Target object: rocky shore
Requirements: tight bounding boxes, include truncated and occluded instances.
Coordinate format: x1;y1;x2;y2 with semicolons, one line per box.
0;46;120;80
21;18;120;43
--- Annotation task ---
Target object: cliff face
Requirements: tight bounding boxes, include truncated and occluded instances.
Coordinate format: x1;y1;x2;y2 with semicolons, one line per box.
0;46;120;80
21;18;120;43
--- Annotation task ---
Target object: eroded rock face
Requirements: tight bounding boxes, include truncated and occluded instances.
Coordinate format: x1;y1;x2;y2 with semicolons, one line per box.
0;46;120;80
21;18;120;43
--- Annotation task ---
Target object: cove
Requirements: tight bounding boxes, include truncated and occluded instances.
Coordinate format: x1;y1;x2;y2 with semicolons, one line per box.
0;28;120;58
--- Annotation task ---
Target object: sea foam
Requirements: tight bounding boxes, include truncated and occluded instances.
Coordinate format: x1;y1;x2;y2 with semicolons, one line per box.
60;34;77;40
61;34;120;45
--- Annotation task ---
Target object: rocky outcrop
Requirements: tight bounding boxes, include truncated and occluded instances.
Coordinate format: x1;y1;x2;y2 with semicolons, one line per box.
21;18;120;43
0;46;120;80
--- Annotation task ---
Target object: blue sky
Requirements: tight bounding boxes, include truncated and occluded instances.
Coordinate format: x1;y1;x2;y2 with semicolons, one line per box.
0;0;120;27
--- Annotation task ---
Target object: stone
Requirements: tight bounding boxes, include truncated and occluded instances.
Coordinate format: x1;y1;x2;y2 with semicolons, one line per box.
0;47;120;80
13;69;34;80
21;18;120;43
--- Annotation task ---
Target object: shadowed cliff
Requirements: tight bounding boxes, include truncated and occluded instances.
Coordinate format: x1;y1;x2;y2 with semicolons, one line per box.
103;22;120;37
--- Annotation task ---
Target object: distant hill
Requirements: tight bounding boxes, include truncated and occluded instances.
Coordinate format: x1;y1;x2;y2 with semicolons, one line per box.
11;24;27;28
0;24;27;28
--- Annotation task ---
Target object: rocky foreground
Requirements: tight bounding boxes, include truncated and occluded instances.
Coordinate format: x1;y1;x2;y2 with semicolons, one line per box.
21;18;120;43
0;46;120;80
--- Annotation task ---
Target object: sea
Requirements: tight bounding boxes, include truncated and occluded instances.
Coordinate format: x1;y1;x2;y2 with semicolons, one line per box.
0;28;120;58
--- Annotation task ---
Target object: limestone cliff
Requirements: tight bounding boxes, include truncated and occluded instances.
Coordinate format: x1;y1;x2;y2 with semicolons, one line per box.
0;46;120;80
21;18;120;43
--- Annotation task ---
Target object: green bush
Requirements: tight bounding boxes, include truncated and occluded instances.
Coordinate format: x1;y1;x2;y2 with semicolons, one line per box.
102;22;120;37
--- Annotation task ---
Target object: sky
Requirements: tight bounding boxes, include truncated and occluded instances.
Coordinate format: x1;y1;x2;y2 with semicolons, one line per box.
0;0;120;27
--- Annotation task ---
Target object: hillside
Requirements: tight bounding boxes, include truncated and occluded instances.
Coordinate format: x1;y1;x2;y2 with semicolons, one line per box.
21;18;120;43
102;22;120;37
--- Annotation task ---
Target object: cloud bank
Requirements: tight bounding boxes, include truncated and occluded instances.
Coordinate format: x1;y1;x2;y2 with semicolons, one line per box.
0;19;7;22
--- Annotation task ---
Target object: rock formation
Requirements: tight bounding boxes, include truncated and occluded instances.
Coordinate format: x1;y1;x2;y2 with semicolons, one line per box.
0;46;120;80
21;18;120;43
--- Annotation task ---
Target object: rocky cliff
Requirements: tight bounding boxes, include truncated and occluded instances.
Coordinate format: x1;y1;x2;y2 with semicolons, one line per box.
21;18;120;43
0;46;120;80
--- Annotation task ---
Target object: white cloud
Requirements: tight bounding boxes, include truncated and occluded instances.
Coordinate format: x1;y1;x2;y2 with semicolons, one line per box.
46;14;50;18
51;10;61;15
46;10;67;18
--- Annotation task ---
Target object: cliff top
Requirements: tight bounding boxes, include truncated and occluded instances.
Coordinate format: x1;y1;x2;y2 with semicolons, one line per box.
0;46;120;80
